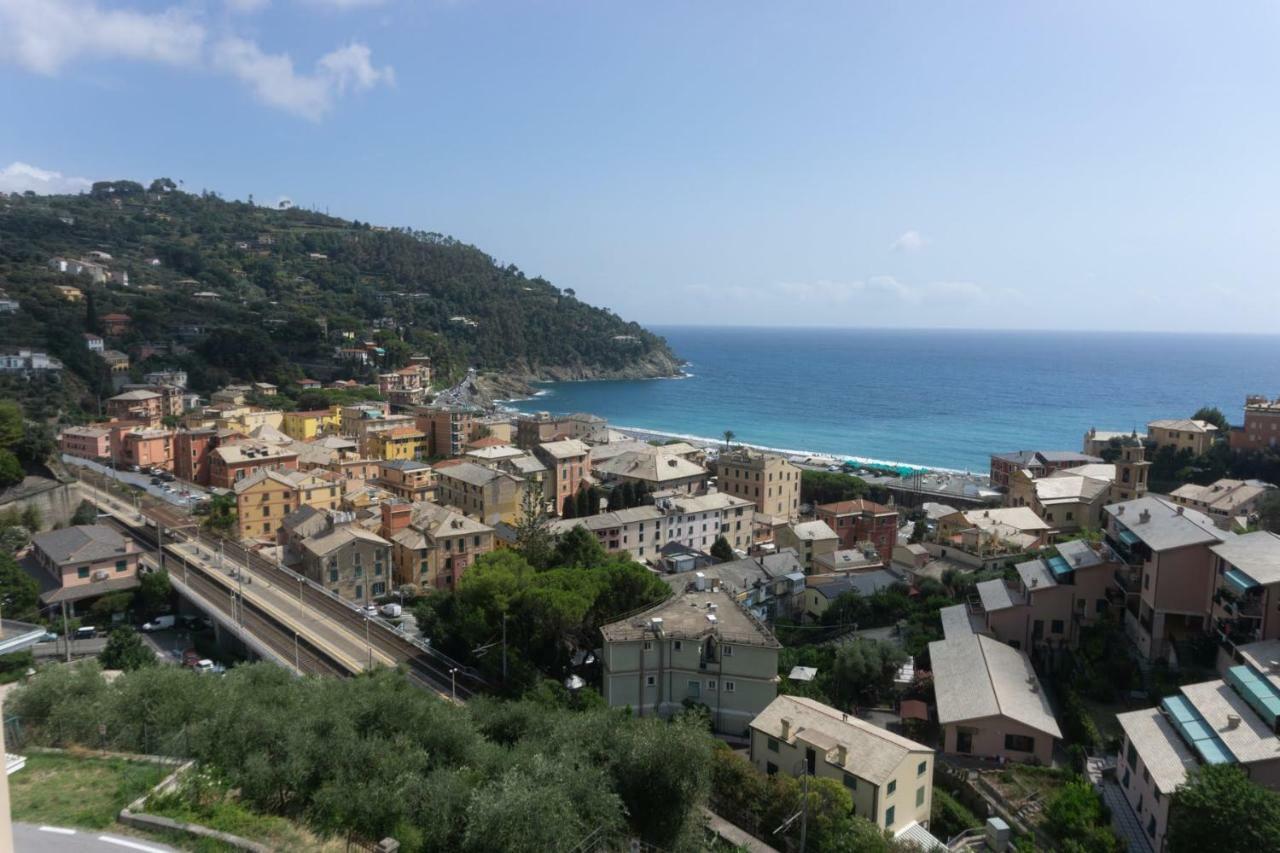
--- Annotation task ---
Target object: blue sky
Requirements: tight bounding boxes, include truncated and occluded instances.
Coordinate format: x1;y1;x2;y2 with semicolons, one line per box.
2;1;1278;333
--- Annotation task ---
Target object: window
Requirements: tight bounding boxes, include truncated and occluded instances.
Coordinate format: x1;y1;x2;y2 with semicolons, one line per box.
917;761;927;777
766;762;778;776
843;774;856;790
329;569;339;583
354;585;363;600
687;680;701;698
725;681;736;693
645;675;655;687
884;806;895;828
115;560;127;573
1096;598;1108;614
642;640;652;651
673;640;683;652
372;582;385;596
723;644;733;656
78;567;89;579
1125;739;1137;770
1004;734;1036;753
1144;573;1150;590
707;679;717;690
916;786;926;807
1051;619;1065;635
767;738;779;753
887;780;896;795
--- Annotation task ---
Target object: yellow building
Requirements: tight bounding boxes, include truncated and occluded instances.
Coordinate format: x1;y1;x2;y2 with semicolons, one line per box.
233;469;343;541
282;407;342;441
367;426;425;461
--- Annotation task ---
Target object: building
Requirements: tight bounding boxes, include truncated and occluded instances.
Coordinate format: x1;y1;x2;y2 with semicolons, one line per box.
377;364;429;407
434;462;524;526
804;570;903;621
416;404;480;458
381;501;495;591
929;632;1062;764
100;313;131;336
533;439;591;516
664;551;807;623
174;428;216;485
233;468;341;541
1082;428;1146;457
935;507;1052;557
1104;496;1229;662
749;695;934;833
546;491;756;562
814;499;898;565
121;383;185;418
0;292;19;314
281;408;341;441
112;427;174;472
0;350;63;375
99;349;130;374
105;390;163;425
594;450;707;496
376;460;436;502
1209;532;1280;649
1114;639;1280;852
717;448;800;522
1169;479;1272;529
1231;396;1280;452
366;426;425;461
969;539;1122;652
299;524;393;603
1005;465;1116;533
58;426;111;460
209;442;299;489
52;284;83;301
989;450;1102;491
83;333;104;353
600;587;781;735
515;412;605;448
1147;419;1219;456
143;369;188;388
813;546;884;575
775;521;839;574
29;525;140;611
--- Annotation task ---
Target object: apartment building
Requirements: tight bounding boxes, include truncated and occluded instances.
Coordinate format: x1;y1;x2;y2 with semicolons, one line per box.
299;525;393;603
120;383;185;418
1169;479;1272;530
600;587;781;735
415;404;479;458
1115;638;1280;852
376;460;436;503
533;439;590;516
281;408;341;441
775;521;839;574
749;695;934;833
1006;465;1115;533
112;428;174;473
989;450;1101;491
717;448;800;522
106;389;164;425
1147;419;1219;456
929;631;1062;765
515;412;606;448
209;442;299;489
377;364;428;408
814;499;898;564
1105;496;1229;662
434;461;524;525
58;426;110;460
546;492;755;562
594;450;707;496
367;426;425;461
1082;428;1146;458
174;428;216;485
381;501;495;591
971;539;1121;651
30;525;140;611
664;551;807;623
232;468;340;541
1230;396;1280;452
1210;532;1280;649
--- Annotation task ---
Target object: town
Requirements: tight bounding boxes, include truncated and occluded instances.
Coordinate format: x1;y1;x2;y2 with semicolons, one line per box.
3;310;1280;853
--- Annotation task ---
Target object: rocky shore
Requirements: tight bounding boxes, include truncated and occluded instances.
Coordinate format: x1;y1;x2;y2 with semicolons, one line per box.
476;349;684;400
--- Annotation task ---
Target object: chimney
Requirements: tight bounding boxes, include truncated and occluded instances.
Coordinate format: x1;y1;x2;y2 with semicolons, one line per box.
1226;714;1241;730
1176;506;1184;515
380;502;412;537
836;743;848;766
1138;509;1151;524
781;717;792;741
1117;505;1125;516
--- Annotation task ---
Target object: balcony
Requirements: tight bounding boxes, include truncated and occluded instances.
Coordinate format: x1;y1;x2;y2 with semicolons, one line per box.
1111;567;1141;595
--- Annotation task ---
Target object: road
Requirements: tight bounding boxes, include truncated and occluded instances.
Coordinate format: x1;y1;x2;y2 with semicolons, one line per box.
14;824;175;853
64;456;207;511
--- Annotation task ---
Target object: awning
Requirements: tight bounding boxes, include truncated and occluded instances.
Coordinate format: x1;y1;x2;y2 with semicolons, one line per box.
1224;567;1259;594
1117;529;1141;547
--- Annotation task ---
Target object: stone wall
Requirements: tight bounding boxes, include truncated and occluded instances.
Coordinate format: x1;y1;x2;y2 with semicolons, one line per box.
0;477;84;529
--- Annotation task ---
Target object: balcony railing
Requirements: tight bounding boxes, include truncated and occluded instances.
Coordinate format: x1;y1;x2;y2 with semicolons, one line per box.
1112;567;1141;594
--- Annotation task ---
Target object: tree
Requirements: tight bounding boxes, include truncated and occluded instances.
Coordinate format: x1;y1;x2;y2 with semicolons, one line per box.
513;487;553;570
1257;491;1280;534
1192;406;1230;433
574;486;593;518
0;450;21;488
0;401;21;449
722;429;735;449
560;494;576;519
71;500;98;527
1167;764;1280;853
85;287;99;335
137;570;172;617
99;627;156;671
909;519;928;543
0;552;40;620
829;638;907;708
710;536;735;562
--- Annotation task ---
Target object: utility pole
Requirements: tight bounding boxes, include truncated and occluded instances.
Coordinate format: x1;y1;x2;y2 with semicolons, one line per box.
61;601;71;663
501;610;508;683
449;667;457;702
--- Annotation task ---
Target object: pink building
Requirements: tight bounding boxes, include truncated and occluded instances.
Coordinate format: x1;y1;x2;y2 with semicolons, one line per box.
29;525;141;613
59;426;111;460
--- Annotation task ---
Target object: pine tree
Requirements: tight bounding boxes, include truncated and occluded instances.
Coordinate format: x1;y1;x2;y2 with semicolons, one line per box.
575;487;592;518
85;288;99;335
561;494;576;519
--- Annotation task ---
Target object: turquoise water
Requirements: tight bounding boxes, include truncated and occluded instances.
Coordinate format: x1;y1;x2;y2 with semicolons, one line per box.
507;327;1280;472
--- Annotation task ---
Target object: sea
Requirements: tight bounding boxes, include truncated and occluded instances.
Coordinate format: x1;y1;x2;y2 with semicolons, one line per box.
506;327;1280;474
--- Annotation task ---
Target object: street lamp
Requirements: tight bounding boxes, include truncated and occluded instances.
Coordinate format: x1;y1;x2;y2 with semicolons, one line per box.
449;667;458;702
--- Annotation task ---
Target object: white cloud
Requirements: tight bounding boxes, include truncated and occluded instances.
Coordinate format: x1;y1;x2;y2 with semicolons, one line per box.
773;275;1013;307
226;0;271;12
890;229;927;253
302;0;390;8
0;161;92;194
213;37;393;121
0;0;205;75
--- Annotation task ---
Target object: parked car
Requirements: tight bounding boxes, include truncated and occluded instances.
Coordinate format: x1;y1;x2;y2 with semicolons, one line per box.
150;476;163;485
159;472;175;482
37;631;57;643
380;603;402;618
74;626;96;640
361;604;379;618
141;615;176;632
182;649;201;668
194;659;225;675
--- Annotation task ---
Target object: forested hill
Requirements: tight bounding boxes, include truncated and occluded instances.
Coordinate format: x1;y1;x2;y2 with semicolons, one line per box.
0;180;680;396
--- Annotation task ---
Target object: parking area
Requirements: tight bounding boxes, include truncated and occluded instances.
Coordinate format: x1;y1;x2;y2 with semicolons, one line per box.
63;455;209;510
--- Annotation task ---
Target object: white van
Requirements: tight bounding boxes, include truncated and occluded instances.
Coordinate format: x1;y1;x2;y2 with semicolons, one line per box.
141;615;176;632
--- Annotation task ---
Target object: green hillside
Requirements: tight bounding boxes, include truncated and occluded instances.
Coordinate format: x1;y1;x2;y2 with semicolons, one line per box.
0;180;679;414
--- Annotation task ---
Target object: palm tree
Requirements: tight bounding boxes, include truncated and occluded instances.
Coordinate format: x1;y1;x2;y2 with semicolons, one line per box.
722;430;736;450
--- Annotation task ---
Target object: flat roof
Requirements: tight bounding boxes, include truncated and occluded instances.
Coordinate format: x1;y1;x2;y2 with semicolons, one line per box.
1116;707;1198;794
1210;531;1280;586
1180;679;1278;765
976;578;1019;612
600;588;779;648
1105;496;1226;552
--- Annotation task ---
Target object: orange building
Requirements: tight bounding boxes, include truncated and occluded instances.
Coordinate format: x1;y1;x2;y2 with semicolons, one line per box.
209;442;299;489
105;389;163;426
